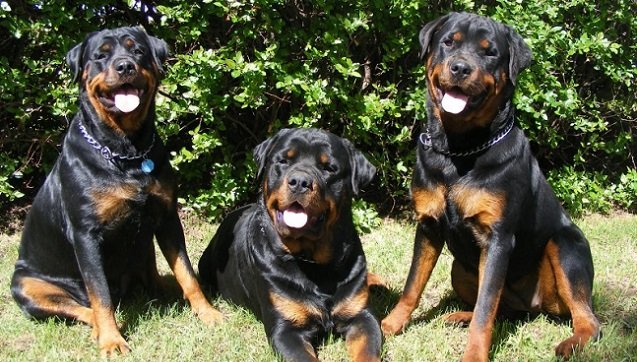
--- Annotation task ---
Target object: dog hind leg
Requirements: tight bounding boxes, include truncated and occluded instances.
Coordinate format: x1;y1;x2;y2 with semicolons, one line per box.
539;231;600;359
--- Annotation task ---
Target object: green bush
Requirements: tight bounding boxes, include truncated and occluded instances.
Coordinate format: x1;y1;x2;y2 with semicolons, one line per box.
548;167;637;216
1;0;635;224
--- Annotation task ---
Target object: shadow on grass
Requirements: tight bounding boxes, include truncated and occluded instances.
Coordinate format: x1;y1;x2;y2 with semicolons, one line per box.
117;274;199;338
368;283;467;325
367;283;598;356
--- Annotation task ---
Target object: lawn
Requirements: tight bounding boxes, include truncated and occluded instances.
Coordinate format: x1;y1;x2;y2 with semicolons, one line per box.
0;211;635;361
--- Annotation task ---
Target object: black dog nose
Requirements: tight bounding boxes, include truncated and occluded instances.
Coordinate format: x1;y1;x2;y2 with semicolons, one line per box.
115;59;136;76
288;172;314;194
450;61;473;78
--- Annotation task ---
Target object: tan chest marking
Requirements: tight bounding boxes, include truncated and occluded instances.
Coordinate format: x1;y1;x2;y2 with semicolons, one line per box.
450;185;505;245
412;184;446;222
91;180;174;223
269;291;323;327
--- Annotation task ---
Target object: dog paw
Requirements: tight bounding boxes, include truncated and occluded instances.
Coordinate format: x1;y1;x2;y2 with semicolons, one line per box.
195;304;224;325
99;334;131;357
554;335;582;360
442;311;473;326
366;272;387;288
380;315;406;336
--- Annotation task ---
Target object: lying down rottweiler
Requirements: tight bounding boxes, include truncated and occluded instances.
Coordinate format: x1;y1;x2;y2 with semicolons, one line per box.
199;128;382;361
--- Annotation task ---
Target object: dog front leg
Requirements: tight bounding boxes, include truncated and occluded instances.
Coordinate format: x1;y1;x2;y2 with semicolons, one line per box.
155;211;223;325
341;310;382;362
73;232;131;356
269;323;320;362
462;235;513;362
382;224;444;335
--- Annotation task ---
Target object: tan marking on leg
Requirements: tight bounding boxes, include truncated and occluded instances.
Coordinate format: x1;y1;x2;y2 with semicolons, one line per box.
462;326;491;362
346;329;380;362
450;258;479;306
269;292;323;327
537;245;569;315
445;260;477;326
164;249;223;325
478;248;488;285
463;249;501;362
19;276;94;325
85;288;130;356
381;228;443;336
544;240;600;359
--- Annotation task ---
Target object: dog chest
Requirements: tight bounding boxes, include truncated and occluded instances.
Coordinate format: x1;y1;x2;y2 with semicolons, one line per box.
89;178;174;226
413;183;504;226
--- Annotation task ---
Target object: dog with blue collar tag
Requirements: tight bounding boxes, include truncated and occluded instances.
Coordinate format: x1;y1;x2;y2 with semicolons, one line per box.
11;27;222;357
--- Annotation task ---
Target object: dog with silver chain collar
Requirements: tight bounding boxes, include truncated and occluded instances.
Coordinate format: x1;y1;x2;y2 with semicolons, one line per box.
10;27;222;356
381;12;600;361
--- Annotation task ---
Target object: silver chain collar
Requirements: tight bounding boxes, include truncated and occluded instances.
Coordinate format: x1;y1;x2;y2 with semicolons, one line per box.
419;115;515;157
77;122;155;161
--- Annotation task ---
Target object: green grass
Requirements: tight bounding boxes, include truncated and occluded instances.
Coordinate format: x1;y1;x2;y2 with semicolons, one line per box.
0;212;636;361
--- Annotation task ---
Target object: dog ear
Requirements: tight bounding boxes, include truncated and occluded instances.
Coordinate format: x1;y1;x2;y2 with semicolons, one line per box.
133;26;169;75
148;35;169;75
253;128;293;181
253;137;272;181
506;25;532;85
419;13;454;59
66;31;97;83
66;43;84;83
343;138;376;195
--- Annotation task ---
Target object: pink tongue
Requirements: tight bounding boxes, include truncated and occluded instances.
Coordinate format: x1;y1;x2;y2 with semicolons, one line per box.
441;90;469;114
282;209;308;229
114;90;140;113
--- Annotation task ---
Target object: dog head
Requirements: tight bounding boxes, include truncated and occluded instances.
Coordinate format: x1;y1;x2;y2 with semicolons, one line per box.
253;128;376;263
419;12;532;133
66;26;168;135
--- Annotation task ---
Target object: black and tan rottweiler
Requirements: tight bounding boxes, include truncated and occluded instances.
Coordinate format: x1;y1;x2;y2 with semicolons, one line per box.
198;128;381;361
381;12;600;361
11;27;222;356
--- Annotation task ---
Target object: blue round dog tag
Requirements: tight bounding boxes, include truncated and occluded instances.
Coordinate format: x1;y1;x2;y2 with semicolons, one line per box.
141;159;155;174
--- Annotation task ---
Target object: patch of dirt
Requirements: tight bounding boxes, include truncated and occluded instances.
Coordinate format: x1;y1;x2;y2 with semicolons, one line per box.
0;201;29;236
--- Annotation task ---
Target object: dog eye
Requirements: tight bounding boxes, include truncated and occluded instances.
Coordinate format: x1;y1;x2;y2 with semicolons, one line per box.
442;39;453;47
277;158;288;165
134;49;145;56
322;164;337;173
485;48;498;57
95;53;107;60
